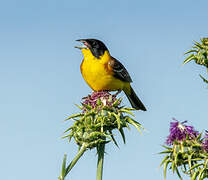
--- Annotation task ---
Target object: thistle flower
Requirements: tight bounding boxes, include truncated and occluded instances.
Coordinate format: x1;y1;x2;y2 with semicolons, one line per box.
82;91;118;109
166;119;199;145
202;131;208;152
160;119;208;180
64;91;142;148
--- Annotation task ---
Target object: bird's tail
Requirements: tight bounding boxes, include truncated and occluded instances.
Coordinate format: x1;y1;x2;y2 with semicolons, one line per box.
124;85;146;111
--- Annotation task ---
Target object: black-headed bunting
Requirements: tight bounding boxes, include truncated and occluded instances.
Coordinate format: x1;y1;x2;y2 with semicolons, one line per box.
75;39;146;111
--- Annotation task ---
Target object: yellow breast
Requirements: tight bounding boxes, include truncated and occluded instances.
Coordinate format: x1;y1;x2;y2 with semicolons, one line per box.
80;50;125;91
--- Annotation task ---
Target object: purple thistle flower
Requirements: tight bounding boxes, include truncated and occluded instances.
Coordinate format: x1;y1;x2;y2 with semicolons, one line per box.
82;91;118;109
202;131;208;152
166;118;199;145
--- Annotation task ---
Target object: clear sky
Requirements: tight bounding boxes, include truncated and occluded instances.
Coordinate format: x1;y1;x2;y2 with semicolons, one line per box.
0;0;208;180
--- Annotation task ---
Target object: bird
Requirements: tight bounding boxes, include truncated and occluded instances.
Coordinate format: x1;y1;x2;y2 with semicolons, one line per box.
75;39;146;111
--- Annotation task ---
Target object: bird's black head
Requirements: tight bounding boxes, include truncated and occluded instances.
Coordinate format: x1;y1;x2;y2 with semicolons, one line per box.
75;39;108;58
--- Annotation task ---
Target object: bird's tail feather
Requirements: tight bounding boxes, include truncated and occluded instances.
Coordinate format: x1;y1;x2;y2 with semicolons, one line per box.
124;85;146;111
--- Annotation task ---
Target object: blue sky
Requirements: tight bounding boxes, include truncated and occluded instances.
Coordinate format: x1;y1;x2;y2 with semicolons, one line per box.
0;0;208;179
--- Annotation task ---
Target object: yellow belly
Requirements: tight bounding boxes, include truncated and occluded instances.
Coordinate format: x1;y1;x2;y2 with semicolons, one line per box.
81;57;125;91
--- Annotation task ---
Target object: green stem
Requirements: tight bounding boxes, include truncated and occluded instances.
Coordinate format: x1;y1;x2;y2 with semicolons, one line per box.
96;143;105;180
63;143;88;179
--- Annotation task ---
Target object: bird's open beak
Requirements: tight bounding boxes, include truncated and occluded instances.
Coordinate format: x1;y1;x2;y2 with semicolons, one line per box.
75;39;88;49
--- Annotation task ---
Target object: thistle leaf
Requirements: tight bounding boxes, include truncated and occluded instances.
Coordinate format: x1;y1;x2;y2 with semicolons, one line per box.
171;161;176;174
194;41;203;49
163;160;171;180
183;54;195;65
198;167;206;180
64;127;73;133
112;112;121;130
188;163;204;172
175;166;182;180
65;113;83;121
188;154;193;171
122;107;136;111
62;133;72;139
191;170;199;180
196;133;202;141
109;130;119;147
184;49;198;55
75;104;83;110
159;150;172;154
199;74;208;83
174;152;180;166
81;103;92;110
161;145;172;150
119;109;135;117
125;122;130;130
119;128;126;144
126;117;143;134
160;155;169;167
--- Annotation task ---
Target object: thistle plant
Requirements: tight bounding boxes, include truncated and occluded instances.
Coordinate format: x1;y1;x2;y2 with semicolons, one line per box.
59;91;144;180
183;38;208;83
160;119;208;180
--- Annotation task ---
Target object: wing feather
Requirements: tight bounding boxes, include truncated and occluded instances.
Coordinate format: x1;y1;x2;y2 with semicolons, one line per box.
108;57;132;82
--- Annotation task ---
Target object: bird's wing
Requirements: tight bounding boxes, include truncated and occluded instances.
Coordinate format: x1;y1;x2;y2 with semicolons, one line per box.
108;57;133;82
